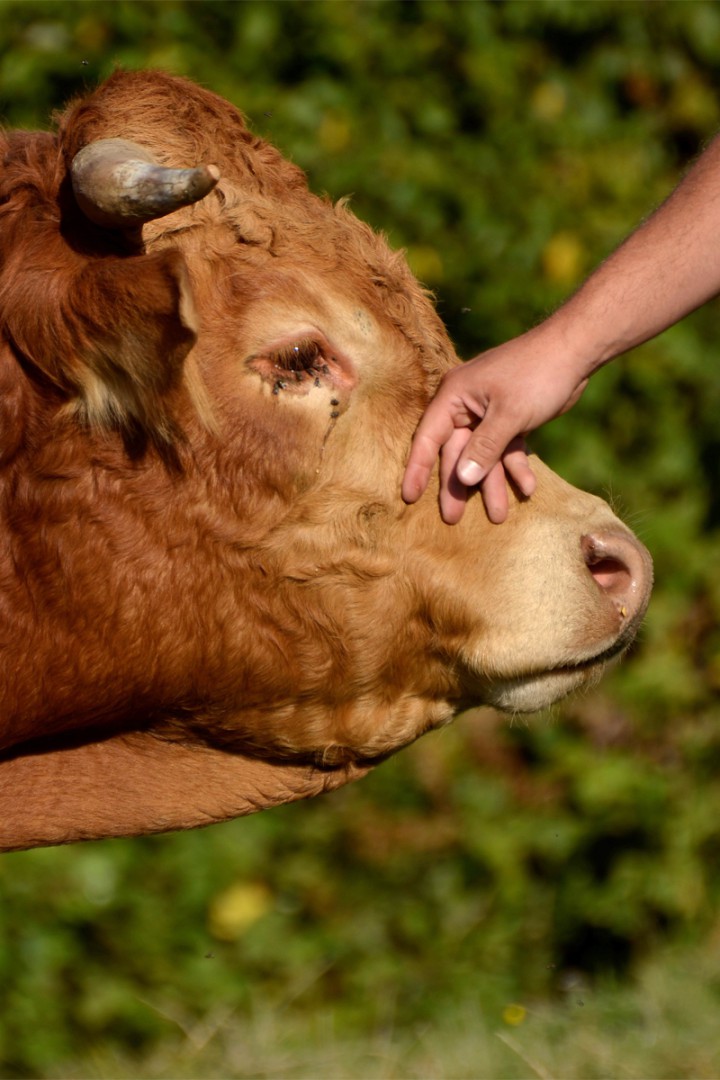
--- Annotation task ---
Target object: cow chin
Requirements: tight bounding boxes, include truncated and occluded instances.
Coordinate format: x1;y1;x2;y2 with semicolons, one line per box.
483;654;621;714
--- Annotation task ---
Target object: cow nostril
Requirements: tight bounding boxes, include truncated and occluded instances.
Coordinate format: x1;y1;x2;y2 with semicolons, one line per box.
581;533;637;603
585;555;631;596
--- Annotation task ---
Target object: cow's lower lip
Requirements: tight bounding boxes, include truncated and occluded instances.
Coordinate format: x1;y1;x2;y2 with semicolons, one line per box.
557;634;630;673
484;638;629;714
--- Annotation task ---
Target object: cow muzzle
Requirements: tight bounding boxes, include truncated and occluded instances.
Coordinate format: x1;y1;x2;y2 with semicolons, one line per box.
473;524;653;714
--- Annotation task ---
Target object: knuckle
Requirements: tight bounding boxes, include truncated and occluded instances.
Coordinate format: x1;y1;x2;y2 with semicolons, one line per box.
469;429;504;456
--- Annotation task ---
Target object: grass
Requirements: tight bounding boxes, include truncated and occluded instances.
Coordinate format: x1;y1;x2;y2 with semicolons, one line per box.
41;943;720;1080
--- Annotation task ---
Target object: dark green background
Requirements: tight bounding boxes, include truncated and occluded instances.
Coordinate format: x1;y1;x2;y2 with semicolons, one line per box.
1;2;719;1075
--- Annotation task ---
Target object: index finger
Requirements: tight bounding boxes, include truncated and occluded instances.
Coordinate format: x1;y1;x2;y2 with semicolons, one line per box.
402;403;459;503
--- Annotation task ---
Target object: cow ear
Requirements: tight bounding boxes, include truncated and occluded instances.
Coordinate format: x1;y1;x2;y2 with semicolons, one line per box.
65;249;200;451
4;245;206;457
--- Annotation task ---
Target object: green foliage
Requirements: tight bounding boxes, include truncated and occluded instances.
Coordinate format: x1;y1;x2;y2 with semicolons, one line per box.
22;945;720;1078
1;1;720;1074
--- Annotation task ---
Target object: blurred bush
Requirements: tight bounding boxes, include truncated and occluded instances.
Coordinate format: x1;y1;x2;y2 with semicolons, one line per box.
1;1;720;1074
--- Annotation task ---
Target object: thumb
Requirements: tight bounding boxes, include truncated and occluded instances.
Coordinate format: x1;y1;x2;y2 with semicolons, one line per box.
455;411;525;486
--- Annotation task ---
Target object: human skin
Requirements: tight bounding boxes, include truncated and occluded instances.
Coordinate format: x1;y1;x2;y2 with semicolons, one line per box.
402;132;720;524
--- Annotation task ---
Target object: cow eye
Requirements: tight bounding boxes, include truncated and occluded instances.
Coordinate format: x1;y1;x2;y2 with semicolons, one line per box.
247;334;353;396
268;338;325;374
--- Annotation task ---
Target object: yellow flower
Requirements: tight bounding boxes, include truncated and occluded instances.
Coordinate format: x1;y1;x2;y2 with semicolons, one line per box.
208;882;272;941
502;1003;527;1027
542;232;584;285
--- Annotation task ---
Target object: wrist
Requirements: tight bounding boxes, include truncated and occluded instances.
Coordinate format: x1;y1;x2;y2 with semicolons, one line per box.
523;314;604;385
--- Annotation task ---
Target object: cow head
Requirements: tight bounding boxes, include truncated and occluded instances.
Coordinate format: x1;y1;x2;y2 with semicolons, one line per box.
0;72;652;847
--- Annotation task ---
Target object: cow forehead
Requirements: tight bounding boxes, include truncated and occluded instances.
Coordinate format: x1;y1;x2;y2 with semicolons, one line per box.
61;68;456;389
229;276;396;374
186;198;457;397
150;167;455;387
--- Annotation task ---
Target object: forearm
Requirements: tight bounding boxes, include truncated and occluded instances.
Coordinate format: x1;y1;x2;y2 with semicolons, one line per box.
541;132;720;374
403;131;720;524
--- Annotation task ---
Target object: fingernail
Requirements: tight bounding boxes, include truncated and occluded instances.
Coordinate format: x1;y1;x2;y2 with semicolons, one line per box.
457;460;483;485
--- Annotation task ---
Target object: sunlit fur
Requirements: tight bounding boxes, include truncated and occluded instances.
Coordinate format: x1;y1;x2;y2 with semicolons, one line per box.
0;72;651;847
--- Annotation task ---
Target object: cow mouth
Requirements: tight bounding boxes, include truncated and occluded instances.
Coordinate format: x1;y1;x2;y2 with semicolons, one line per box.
482;635;633;714
555;632;632;675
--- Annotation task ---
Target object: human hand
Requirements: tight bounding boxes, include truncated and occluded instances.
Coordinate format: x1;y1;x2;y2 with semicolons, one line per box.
402;330;589;524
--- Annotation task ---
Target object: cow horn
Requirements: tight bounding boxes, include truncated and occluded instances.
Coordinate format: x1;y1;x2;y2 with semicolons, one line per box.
71;137;220;229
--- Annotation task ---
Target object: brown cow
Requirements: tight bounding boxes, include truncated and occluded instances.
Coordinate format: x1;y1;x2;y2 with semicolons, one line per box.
0;71;652;850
